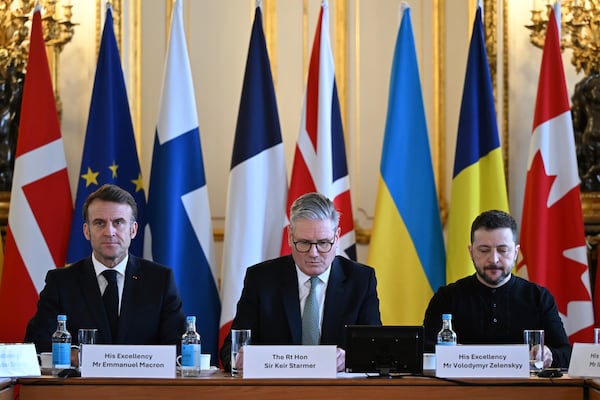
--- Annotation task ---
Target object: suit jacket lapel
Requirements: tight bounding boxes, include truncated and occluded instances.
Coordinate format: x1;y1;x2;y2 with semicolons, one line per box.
280;256;302;344
78;258;113;343
118;255;140;341
322;256;345;343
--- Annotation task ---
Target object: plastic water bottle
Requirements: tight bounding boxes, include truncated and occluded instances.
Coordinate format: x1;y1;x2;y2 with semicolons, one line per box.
181;316;201;376
437;313;457;345
52;314;72;371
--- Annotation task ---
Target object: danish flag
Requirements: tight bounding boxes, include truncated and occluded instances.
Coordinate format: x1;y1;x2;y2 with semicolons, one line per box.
0;8;73;342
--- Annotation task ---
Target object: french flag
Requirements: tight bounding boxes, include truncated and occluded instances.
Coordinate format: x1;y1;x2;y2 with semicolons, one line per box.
281;1;356;259
219;5;288;352
146;0;220;360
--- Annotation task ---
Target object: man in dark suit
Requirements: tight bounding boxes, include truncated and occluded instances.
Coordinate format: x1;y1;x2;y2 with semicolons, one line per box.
25;184;186;354
219;192;381;372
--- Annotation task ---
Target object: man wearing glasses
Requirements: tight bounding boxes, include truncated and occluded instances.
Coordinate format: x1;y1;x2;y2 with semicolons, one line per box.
219;192;381;372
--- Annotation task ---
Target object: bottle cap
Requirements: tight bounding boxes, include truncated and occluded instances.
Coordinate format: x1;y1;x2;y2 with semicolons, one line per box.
442;313;452;320
186;316;196;323
57;314;67;321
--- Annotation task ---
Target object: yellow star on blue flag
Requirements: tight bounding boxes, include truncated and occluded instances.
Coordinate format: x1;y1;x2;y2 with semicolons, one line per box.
66;7;147;264
109;161;118;178
81;167;99;187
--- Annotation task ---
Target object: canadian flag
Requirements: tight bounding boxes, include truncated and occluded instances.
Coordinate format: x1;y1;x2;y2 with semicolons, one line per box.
517;3;593;343
0;8;73;342
281;1;356;259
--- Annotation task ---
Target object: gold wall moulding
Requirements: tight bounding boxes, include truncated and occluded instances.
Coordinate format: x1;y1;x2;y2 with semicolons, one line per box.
527;0;600;75
0;190;8;234
0;0;76;86
0;0;76;192
582;192;600;223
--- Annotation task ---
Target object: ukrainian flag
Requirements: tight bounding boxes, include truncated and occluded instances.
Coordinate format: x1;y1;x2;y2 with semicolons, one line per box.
445;6;509;284
367;6;445;325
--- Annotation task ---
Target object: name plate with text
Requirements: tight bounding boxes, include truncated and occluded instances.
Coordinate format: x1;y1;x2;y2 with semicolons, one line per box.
243;345;337;378
80;344;176;378
0;343;40;377
436;344;529;378
568;343;600;377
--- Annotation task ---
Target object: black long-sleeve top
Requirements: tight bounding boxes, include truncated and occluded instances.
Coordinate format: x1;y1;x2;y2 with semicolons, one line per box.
423;274;571;368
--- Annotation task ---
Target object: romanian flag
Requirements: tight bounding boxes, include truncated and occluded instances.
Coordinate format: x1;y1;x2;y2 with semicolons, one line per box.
445;6;508;283
367;5;445;325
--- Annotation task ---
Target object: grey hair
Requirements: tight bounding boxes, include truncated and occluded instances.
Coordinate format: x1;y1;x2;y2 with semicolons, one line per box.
289;192;339;233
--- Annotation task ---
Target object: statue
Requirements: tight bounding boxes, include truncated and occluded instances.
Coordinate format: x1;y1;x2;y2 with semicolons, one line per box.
0;66;23;192
0;80;12;190
573;74;600;192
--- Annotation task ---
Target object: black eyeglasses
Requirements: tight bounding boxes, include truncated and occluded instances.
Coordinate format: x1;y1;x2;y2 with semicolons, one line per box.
292;238;335;253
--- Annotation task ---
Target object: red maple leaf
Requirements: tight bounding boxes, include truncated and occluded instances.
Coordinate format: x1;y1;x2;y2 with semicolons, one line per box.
519;152;590;317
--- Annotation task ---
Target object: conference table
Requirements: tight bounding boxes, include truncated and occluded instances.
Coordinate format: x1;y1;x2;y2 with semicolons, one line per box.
588;379;600;400
0;378;12;400
17;371;586;400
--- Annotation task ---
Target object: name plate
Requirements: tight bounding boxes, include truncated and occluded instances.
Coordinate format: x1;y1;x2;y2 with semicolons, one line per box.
80;344;176;378
243;345;337;378
568;343;600;377
435;344;529;378
0;343;40;377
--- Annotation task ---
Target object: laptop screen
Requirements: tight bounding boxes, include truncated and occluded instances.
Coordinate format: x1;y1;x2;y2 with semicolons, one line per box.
345;325;424;376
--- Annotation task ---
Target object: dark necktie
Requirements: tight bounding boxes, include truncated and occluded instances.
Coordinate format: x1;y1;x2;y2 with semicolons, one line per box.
302;276;320;345
102;269;119;340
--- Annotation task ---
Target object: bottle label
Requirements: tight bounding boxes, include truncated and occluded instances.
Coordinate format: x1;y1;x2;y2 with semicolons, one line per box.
52;342;71;368
181;343;201;367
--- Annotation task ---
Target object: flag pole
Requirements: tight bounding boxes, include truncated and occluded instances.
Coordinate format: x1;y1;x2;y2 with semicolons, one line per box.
399;2;408;23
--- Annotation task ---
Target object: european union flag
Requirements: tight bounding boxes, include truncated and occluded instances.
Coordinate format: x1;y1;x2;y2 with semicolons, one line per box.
66;6;146;264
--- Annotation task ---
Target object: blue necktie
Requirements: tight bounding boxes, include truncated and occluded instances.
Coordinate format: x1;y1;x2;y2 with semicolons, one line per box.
102;269;119;340
302;276;320;345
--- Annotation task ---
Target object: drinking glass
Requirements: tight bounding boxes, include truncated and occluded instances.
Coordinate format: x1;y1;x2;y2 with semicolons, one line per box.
524;329;544;374
76;328;97;369
231;329;251;377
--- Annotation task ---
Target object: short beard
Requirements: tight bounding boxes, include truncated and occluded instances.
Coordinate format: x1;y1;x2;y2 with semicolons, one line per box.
476;265;511;287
